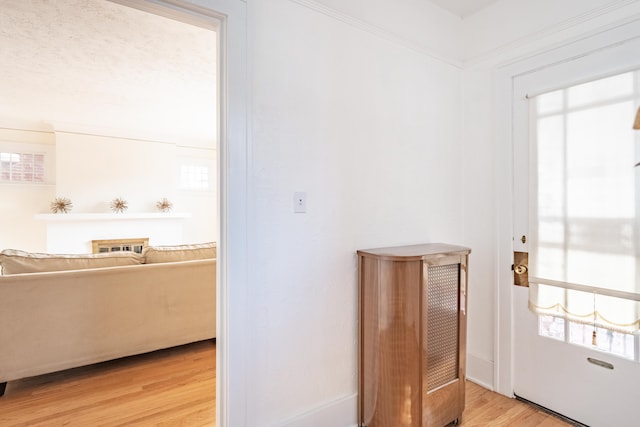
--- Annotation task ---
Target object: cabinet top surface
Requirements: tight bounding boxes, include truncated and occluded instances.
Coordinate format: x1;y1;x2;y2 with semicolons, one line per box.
357;243;471;260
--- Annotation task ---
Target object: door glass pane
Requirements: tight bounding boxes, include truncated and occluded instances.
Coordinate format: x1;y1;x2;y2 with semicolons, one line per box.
566;102;635;219
531;69;640;338
568;322;635;360
536;90;564;115
533;76;637;291
567;73;634;108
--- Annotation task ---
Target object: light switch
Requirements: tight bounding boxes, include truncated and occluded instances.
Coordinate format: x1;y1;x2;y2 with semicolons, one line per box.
294;192;306;213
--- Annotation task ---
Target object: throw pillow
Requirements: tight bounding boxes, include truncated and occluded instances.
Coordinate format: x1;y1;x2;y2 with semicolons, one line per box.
142;242;216;263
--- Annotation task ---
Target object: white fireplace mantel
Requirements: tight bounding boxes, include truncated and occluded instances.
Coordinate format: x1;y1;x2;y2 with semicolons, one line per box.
35;212;192;253
35;212;191;221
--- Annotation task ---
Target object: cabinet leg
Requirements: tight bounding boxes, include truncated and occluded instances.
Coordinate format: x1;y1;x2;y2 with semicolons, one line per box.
0;382;6;397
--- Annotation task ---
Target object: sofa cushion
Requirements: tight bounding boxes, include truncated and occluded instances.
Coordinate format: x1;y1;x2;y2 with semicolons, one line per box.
0;249;144;275
142;242;216;263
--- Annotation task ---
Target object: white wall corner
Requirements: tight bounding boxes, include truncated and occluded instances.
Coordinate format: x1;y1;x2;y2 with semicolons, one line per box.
276;393;357;427
462;0;640;66
288;0;464;68
466;352;494;391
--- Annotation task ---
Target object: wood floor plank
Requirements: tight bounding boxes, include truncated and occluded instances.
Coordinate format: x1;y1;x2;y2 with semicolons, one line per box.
0;340;216;427
0;340;571;426
461;381;571;427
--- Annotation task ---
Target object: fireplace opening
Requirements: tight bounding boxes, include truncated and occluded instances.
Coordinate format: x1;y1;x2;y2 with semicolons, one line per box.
91;238;149;254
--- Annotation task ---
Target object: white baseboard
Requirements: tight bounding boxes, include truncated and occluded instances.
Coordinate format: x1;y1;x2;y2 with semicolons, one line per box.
275;393;357;427
275;354;493;427
466;352;494;390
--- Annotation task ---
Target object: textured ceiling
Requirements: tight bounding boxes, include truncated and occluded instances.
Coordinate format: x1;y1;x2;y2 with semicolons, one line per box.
0;0;216;144
428;0;500;18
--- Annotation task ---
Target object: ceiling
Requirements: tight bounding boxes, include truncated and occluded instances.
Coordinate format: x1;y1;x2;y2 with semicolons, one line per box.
0;0;216;145
428;0;500;18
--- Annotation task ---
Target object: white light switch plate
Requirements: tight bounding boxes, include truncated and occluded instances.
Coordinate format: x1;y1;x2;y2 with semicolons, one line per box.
293;192;306;213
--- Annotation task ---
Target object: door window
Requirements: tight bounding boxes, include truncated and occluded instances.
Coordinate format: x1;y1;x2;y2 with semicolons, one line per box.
529;70;640;358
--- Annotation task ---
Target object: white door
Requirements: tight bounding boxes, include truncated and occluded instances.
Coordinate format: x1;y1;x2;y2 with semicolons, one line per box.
511;37;640;427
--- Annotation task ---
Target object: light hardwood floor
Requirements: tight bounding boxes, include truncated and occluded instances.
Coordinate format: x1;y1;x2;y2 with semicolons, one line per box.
0;340;216;427
0;340;570;426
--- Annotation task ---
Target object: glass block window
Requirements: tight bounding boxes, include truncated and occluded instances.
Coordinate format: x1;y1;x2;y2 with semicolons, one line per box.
0;151;46;183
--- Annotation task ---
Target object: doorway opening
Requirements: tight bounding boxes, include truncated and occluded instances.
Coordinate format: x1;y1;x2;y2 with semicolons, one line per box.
108;1;225;425
0;0;228;424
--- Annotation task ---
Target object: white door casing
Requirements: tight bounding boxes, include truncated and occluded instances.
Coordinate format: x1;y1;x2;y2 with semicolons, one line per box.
107;1;248;426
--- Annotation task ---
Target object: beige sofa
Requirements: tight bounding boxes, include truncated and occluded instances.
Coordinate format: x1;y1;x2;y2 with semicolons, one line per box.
0;243;216;396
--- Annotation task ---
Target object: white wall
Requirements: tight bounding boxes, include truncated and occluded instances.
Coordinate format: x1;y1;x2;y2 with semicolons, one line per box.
459;65;496;388
0;127;216;251
0;128;55;252
55;132;176;213
230;0;640;424
53;130;216;247
247;0;464;425
175;146;218;244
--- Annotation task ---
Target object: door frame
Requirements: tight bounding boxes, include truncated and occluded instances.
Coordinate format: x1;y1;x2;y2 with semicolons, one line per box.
494;19;640;397
107;1;248;426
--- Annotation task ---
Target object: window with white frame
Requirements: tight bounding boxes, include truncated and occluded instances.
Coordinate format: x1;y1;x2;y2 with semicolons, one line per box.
530;70;640;360
0;151;46;184
180;164;210;191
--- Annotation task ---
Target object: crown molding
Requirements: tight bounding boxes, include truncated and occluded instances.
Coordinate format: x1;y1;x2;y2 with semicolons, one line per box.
288;0;464;69
107;0;222;30
50;121;215;148
464;0;640;67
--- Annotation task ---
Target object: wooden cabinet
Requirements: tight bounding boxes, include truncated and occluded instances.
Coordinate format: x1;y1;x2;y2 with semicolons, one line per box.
357;243;471;427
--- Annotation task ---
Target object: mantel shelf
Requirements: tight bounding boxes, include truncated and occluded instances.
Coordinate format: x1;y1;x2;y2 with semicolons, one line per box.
34;212;191;221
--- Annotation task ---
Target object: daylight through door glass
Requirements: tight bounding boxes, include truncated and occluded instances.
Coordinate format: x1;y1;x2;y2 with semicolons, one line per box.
529;70;640;342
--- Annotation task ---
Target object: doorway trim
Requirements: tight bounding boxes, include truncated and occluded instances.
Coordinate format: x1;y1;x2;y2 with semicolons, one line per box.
106;1;248;426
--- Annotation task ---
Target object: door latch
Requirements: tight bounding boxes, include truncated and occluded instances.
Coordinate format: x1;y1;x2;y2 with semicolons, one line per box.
512;251;529;287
